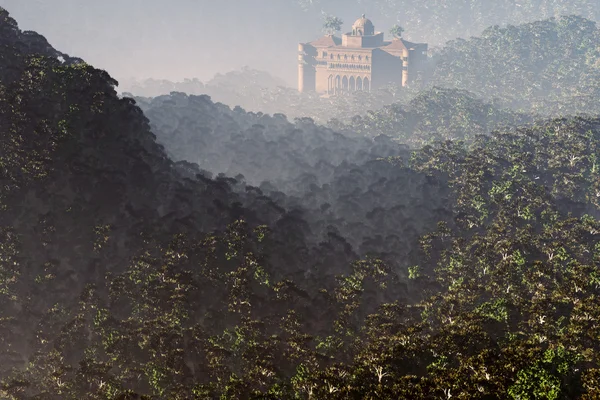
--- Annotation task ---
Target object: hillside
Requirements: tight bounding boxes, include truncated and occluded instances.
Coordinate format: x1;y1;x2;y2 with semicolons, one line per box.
135;92;408;187
298;0;600;47
124;16;600;125
3;6;600;400
430;15;600;114
0;9;447;398
125;76;411;124
329;87;534;146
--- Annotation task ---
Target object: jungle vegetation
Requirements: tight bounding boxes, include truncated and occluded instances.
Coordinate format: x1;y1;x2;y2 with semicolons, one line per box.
2;6;600;400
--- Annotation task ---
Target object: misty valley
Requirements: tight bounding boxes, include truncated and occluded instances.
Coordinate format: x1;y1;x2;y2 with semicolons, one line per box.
2;2;600;399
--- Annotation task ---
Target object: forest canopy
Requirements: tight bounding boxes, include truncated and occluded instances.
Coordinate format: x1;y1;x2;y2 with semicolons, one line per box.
2;4;600;400
123;15;600;124
297;0;600;47
429;15;600;115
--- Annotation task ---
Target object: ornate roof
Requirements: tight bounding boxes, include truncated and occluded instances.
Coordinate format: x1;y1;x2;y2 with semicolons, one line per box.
309;35;342;47
381;38;409;52
352;14;374;35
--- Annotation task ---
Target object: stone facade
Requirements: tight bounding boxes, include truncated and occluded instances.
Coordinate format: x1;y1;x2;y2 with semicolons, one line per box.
298;15;428;94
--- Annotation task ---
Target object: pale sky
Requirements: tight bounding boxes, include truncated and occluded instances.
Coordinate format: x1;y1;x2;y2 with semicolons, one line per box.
0;0;382;86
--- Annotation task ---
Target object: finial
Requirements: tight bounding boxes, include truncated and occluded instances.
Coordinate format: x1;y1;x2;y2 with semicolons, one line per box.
362;13;366;18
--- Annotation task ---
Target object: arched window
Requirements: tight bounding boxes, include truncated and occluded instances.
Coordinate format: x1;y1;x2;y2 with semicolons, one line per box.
342;76;349;92
349;76;356;91
357;77;363;91
363;77;370;92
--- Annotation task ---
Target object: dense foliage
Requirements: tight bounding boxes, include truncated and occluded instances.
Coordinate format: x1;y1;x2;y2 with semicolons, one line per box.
297;0;600;47
3;6;600;400
123;16;600;124
134;92;408;186
429;15;600;115
329;87;534;146
123;75;411;124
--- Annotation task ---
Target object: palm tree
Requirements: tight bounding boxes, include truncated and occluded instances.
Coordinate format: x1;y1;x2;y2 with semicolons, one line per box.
390;24;405;39
323;15;343;36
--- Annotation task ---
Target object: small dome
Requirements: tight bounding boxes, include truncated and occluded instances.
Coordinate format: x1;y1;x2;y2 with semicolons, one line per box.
352;14;374;36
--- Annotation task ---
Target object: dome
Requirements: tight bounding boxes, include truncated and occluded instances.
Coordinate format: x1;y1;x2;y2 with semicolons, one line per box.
352;14;375;36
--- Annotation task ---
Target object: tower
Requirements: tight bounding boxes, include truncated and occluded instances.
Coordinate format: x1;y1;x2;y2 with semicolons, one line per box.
298;43;316;93
298;43;306;93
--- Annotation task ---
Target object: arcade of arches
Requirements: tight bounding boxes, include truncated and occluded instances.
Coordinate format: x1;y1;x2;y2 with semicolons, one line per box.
328;74;370;94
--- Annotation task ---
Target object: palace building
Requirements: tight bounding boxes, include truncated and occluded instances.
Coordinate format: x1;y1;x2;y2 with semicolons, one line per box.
298;15;428;94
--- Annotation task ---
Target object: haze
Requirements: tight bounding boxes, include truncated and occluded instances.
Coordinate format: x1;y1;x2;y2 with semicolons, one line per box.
0;0;386;86
3;0;598;90
5;0;600;397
